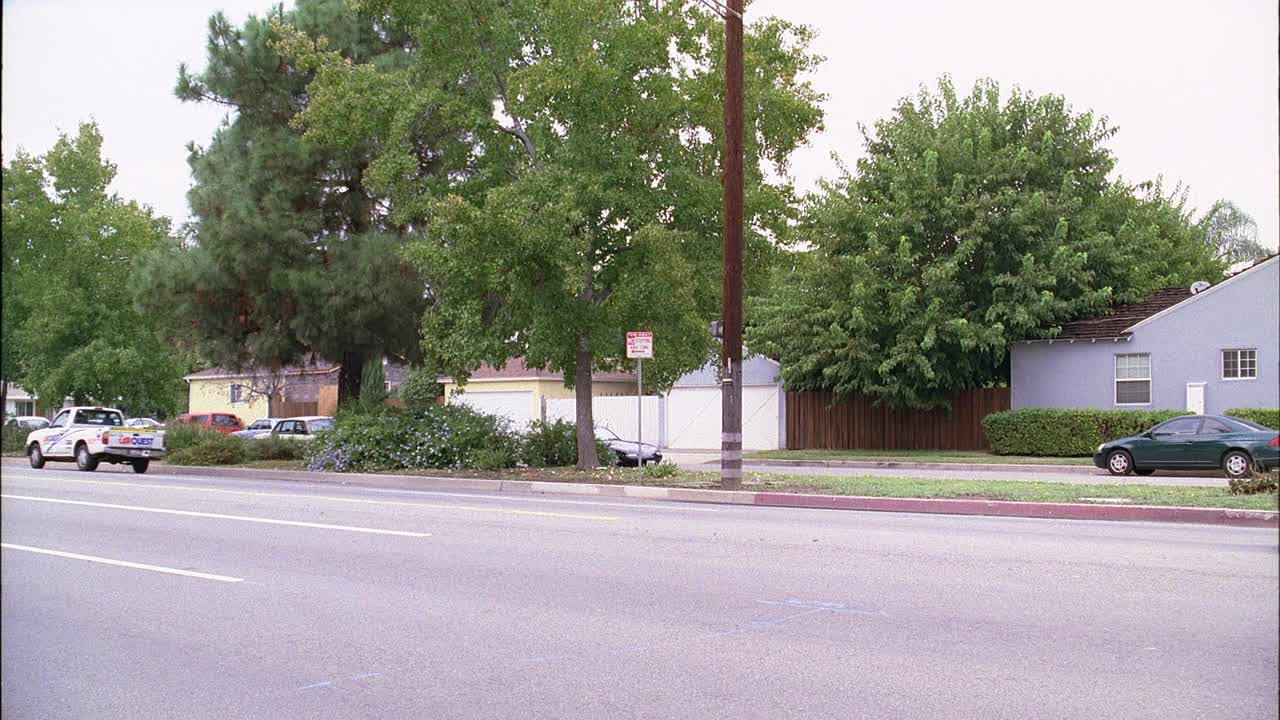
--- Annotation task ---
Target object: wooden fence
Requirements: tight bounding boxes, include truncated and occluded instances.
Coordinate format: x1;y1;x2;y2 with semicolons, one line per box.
271;398;319;418
785;388;1010;451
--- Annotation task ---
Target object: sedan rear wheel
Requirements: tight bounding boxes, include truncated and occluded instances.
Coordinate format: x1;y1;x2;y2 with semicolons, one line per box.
1106;449;1134;476
1222;450;1255;479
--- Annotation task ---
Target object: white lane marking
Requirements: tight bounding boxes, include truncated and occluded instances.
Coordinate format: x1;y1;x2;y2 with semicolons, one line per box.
1;543;244;583
0;494;431;538
0;467;713;513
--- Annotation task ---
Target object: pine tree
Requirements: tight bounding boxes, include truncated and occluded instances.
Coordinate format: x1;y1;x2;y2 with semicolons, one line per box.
139;0;428;401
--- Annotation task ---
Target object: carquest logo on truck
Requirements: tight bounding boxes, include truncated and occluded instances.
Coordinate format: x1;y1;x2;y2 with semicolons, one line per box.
119;437;155;446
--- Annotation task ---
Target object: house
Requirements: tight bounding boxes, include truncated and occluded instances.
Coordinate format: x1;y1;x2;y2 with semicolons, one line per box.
1011;255;1279;414
442;358;638;429
185;363;340;418
3;382;40;419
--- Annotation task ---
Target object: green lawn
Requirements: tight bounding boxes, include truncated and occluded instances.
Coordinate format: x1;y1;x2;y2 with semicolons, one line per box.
141;459;1278;512
747;449;1092;465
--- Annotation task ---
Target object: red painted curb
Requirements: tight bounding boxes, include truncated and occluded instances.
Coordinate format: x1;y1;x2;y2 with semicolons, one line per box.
752;492;1279;527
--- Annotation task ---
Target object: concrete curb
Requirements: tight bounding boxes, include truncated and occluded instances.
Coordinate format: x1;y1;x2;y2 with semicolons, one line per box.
740;458;1101;475
3;458;1273;527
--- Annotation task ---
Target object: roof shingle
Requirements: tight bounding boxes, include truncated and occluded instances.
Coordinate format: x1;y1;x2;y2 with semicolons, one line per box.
1051;288;1192;340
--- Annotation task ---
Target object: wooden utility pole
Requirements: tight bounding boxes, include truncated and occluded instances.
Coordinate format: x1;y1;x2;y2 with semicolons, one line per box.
720;0;744;491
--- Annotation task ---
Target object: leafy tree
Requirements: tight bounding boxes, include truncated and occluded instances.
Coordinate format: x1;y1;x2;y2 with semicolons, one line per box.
747;78;1225;409
1198;199;1270;266
138;0;427;402
276;0;825;467
1;123;188;416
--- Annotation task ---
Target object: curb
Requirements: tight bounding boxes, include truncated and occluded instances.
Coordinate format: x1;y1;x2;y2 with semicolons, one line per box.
740;458;1101;475
3;458;1274;528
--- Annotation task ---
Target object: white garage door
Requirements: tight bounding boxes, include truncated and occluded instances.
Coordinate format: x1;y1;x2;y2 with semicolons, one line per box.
451;391;536;430
664;385;782;450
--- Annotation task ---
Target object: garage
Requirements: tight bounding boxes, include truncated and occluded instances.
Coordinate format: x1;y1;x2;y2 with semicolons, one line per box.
450;390;536;430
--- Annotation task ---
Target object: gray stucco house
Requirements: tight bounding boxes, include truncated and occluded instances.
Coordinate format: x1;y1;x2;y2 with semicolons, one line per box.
1011;255;1279;415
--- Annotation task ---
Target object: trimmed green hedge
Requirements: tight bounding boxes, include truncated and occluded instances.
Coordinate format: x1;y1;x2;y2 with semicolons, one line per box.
982;408;1190;456
1224;408;1279;430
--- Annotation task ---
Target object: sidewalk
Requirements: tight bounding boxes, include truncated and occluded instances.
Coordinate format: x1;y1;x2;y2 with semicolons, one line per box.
4;458;1271;528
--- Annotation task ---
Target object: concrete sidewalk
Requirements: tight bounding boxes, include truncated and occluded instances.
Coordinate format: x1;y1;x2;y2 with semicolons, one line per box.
4;457;1269;527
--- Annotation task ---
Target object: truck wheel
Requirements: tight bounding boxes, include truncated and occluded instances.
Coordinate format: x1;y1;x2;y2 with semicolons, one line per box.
75;443;99;472
131;459;150;474
28;444;45;469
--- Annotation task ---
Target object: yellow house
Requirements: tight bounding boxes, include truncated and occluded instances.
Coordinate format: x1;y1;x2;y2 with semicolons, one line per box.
184;365;339;419
442;359;636;427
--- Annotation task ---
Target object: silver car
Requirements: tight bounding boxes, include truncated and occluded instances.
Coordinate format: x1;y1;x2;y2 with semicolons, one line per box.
596;426;663;466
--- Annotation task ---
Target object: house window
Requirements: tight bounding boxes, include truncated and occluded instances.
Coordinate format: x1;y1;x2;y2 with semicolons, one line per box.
1222;349;1257;380
1115;353;1151;405
230;383;243;403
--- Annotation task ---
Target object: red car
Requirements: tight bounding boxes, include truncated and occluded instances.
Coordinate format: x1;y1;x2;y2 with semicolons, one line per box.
177;412;243;434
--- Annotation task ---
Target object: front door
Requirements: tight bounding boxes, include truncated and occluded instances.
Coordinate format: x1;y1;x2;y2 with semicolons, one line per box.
1185;383;1205;415
1145;416;1205;465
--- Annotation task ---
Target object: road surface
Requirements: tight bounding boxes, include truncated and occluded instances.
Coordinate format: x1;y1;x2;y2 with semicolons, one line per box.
3;464;1276;719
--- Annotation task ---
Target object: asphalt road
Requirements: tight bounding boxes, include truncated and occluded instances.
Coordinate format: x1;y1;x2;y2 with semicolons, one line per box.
3;464;1276;720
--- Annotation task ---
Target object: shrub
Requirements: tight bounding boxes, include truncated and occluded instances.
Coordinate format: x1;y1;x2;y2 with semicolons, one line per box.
982;408;1190;456
1224;408;1280;430
398;366;442;408
247;436;306;462
166;433;248;466
305;404;521;472
1228;470;1280;496
521;420;579;467
467;446;517;471
2;425;30;454
360;360;388;412
644;460;678;478
162;422;223;452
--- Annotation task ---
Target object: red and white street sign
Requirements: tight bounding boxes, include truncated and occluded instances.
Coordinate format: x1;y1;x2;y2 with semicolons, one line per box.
626;331;653;359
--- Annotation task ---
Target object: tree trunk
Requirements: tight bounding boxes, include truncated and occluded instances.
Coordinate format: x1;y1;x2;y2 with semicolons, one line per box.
338;351;364;408
0;382;7;420
574;332;599;469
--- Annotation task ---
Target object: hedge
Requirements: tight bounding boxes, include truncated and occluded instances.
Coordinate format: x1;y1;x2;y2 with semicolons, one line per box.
982;408;1191;457
304;405;524;473
1224;408;1279;430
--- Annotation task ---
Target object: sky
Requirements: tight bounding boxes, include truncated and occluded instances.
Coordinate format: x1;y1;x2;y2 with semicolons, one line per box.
3;0;1278;248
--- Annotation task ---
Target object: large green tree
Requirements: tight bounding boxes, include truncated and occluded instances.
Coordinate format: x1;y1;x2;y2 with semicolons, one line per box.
1;123;188;416
277;0;825;466
139;0;428;400
748;78;1225;409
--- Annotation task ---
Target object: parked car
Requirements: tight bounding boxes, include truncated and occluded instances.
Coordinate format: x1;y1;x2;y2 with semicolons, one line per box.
1095;414;1279;479
124;417;162;429
177;412;243;434
266;416;334;440
231;417;283;440
596;426;663;466
5;415;49;430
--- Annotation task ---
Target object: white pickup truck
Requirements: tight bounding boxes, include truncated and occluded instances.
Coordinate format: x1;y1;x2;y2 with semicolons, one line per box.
26;406;166;474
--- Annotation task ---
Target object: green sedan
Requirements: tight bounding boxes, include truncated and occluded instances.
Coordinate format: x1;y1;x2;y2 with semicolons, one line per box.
1095;415;1279;478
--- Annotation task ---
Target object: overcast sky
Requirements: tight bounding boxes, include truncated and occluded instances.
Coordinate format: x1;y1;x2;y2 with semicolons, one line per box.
3;0;1277;248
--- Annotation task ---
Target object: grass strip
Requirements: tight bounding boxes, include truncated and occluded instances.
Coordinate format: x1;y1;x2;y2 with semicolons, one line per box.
747;449;1091;465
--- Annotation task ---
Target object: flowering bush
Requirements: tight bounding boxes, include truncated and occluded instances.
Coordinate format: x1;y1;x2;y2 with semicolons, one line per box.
304;405;523;472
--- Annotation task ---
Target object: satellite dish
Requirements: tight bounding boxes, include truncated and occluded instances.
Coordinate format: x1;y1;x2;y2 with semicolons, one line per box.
1189;280;1211;295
